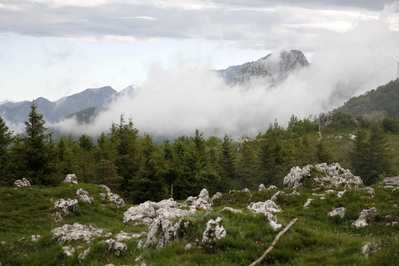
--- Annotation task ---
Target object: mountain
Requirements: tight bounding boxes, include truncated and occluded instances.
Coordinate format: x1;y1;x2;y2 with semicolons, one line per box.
0;86;118;125
216;50;309;85
335;79;399;118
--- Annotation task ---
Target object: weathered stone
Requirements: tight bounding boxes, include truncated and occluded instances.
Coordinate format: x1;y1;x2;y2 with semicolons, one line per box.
13;178;31;189
51;211;63;223
99;185;125;208
248;200;282;213
265;211;282;231
258;183;266;192
283;163;363;189
329;207;346;218
62;245;75;256
78;247;90;264
383;176;399;186
319;112;333;131
303;198;313;209
54;198;78;214
124;201;156;225
145;217;182;249
30;235;41;242
211;192;223;202
105;239;127;256
76;188;93;204
352;207;377;228
63;174;78;184
267;185;278;190
362;187;375;197
183;188;212;210
52;223;103;243
337;190;346;198
270;190;300;203
202;217;226;243
115;231;146;241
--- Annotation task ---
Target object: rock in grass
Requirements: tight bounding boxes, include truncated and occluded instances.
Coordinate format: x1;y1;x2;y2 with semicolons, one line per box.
105;239;127;256
52;223;103;243
202;217;226;243
248;200;282;213
62;245;75;256
76;188;93;204
352;207;377;228
78;247;90;264
329;207;346;218
54;198;78;214
63;174;78;185
123;201;156;225
98;185;125;208
13;178;31;189
303;198;313;209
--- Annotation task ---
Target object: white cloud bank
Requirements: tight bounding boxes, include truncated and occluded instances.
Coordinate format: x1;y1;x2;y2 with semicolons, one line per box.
51;7;399;139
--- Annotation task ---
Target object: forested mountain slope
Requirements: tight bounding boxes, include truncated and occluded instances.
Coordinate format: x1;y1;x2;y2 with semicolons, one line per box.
335;79;399;118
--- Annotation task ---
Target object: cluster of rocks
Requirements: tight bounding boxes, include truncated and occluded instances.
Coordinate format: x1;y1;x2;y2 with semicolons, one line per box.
99;185;125;208
123;188;219;249
283;163;363;189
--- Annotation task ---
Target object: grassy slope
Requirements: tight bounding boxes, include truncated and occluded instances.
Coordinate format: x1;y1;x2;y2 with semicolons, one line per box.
1;181;399;265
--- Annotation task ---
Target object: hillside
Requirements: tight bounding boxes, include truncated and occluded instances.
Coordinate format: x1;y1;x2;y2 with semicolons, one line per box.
335;79;399;118
1;174;399;265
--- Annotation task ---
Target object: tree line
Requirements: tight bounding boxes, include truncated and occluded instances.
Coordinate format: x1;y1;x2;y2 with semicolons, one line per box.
0;104;394;203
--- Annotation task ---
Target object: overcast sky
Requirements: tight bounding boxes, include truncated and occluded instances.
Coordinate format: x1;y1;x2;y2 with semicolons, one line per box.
2;1;399;137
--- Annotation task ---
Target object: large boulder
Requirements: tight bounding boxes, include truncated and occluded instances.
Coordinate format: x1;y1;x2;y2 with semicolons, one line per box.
283;163;363;189
123;201;156;225
144;217;183;249
13;178;31;189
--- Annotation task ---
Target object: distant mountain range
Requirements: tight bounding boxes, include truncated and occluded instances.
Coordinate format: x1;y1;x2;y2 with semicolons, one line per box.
0;85;137;125
0;50;309;126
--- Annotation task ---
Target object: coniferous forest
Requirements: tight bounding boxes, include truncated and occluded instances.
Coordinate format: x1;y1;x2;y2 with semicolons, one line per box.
1;101;397;204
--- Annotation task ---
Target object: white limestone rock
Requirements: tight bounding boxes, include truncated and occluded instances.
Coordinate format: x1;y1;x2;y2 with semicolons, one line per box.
62;245;75;256
329;207;346;218
30;235;41;242
123;201;156;225
52;223;103;243
105;239;127;256
211;192;223;202
259;183;266;192
144;217;183;249
337;190;346;198
183;188;212;210
99;185;125;208
54;198;78;214
248;200;282;213
265;212;282;231
76;188;93;204
362;187;375;197
303;198;313;209
352;207;377;228
78;247;90;264
270;190;300;203
283;163;363;189
202;217;226;244
13;178;31;189
63;174;78;184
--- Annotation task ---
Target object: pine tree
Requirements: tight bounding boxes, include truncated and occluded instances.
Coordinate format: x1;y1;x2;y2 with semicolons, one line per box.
0;116;15;186
21;102;57;185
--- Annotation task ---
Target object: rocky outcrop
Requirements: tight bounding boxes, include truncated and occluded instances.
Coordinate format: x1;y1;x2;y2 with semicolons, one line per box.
13;178;31;189
123;201;156;225
99;185;125;208
183;188;212;210
63;174;78;184
105;239;127;256
76;188;93;204
352;208;377;227
54;198;78;214
52;223;103;243
319;112;334;131
248;200;282;213
144;217;183;249
202;217;226;244
283;163;363;189
232;50;309;86
383;176;399;187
